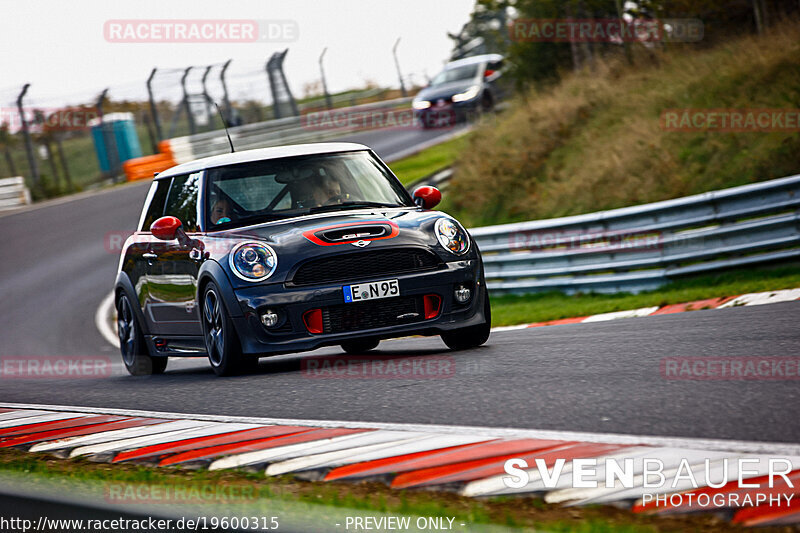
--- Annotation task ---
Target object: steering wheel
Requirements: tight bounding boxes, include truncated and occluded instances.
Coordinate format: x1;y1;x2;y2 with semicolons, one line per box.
324;194;347;205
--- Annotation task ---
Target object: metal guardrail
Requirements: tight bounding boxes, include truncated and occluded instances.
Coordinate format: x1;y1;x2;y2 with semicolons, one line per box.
166;97;413;165
470;174;800;295
0;176;32;210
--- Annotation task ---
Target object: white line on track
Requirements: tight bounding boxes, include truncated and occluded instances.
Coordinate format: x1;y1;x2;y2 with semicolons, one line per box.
96;291;119;348
4;402;799;456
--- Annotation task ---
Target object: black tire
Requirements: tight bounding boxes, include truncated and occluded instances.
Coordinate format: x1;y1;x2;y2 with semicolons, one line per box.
116;293;167;376
440;290;491;351
341;339;380;354
201;282;253;376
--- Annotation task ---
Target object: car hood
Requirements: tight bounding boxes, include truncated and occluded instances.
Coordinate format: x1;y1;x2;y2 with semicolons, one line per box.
204;208;455;286
416;80;478;102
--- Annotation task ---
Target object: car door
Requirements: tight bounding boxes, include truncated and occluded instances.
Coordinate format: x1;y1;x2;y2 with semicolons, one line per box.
146;171;204;337
131;178;171;335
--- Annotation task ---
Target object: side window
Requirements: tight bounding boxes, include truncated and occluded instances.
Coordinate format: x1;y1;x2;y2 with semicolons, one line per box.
138;179;171;231
163;172;201;232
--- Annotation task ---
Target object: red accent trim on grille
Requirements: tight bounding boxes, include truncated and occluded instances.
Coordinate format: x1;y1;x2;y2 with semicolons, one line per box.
302;220;399;246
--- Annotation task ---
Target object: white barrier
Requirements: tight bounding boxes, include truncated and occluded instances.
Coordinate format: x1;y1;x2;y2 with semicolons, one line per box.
0;176;32;210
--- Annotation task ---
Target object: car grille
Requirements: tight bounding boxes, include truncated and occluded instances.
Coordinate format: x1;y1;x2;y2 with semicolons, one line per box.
322;296;423;334
290;249;442;286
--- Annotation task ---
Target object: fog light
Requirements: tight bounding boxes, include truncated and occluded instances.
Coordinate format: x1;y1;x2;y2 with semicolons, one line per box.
454;285;471;304
261;310;279;328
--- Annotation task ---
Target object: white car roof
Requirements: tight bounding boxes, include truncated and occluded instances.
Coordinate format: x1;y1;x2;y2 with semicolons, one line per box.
444;54;504;69
157;142;370;179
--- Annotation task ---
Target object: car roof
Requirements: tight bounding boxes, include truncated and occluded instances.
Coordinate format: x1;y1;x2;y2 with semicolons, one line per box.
156;142;370;179
444;54;504;69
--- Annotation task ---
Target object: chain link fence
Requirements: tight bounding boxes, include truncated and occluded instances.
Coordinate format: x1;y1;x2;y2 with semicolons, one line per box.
0;47;425;202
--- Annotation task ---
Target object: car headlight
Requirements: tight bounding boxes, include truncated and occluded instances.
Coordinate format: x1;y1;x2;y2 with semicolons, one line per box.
229;242;277;282
413;100;431;110
435;217;470;255
452;86;480;103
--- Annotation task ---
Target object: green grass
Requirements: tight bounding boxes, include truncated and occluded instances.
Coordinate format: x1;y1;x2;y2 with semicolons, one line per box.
389;134;469;186
0;449;735;532
490;265;800;327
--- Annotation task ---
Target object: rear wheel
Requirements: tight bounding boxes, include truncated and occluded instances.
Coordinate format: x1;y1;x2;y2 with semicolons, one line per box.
341;339;380;354
440;290;491;351
117;293;167;376
201;282;254;376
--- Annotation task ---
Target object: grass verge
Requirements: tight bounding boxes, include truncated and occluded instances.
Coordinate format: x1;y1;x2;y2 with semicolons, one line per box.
390;133;469;186
0;448;755;532
490;265;800;327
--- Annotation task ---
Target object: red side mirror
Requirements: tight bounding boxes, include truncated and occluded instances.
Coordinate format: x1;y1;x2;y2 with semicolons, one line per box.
150;216;182;241
412;186;442;210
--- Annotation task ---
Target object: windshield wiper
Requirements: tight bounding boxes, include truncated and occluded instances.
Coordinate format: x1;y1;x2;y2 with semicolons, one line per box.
307;201;402;214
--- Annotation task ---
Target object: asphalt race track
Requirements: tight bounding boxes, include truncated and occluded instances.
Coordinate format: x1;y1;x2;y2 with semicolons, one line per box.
1;124;799;446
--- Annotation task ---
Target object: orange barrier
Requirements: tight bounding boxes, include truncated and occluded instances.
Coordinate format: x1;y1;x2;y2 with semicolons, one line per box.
123;151;176;182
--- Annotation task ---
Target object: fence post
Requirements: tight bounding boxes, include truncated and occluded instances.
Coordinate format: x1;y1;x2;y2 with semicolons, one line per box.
220;59;234;125
96;88;121;181
201;65;214;130
319;47;333;110
146;68;164;142
181;66;196;135
392;38;408;97
16;84;40;189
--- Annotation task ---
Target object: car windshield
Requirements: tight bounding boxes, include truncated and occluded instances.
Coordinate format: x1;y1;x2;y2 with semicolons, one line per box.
430;64;480;86
205;151;411;228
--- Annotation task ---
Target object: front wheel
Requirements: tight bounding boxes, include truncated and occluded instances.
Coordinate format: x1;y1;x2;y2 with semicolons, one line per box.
440;291;491;351
117;293;167;376
201;282;253;376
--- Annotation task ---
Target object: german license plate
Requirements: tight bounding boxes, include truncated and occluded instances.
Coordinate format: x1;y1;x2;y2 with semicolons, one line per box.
343;279;399;303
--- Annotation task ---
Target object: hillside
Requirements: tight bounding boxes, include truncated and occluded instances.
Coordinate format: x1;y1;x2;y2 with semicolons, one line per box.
446;24;800;227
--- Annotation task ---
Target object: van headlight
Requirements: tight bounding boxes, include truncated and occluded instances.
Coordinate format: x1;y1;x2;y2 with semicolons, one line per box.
435;218;470;255
229;242;278;281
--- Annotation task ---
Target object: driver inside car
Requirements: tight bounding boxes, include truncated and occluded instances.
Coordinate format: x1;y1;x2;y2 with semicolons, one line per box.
290;166;347;208
210;196;233;224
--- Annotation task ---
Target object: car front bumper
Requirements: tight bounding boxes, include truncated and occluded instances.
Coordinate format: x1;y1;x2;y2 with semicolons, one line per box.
231;259;486;356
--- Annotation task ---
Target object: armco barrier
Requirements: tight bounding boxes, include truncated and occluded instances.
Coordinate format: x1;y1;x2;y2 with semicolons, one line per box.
471;174;800;295
0;176;32;210
124;97;412;182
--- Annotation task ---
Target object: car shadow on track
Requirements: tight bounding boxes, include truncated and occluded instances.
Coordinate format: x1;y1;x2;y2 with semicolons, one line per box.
160;346;461;380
